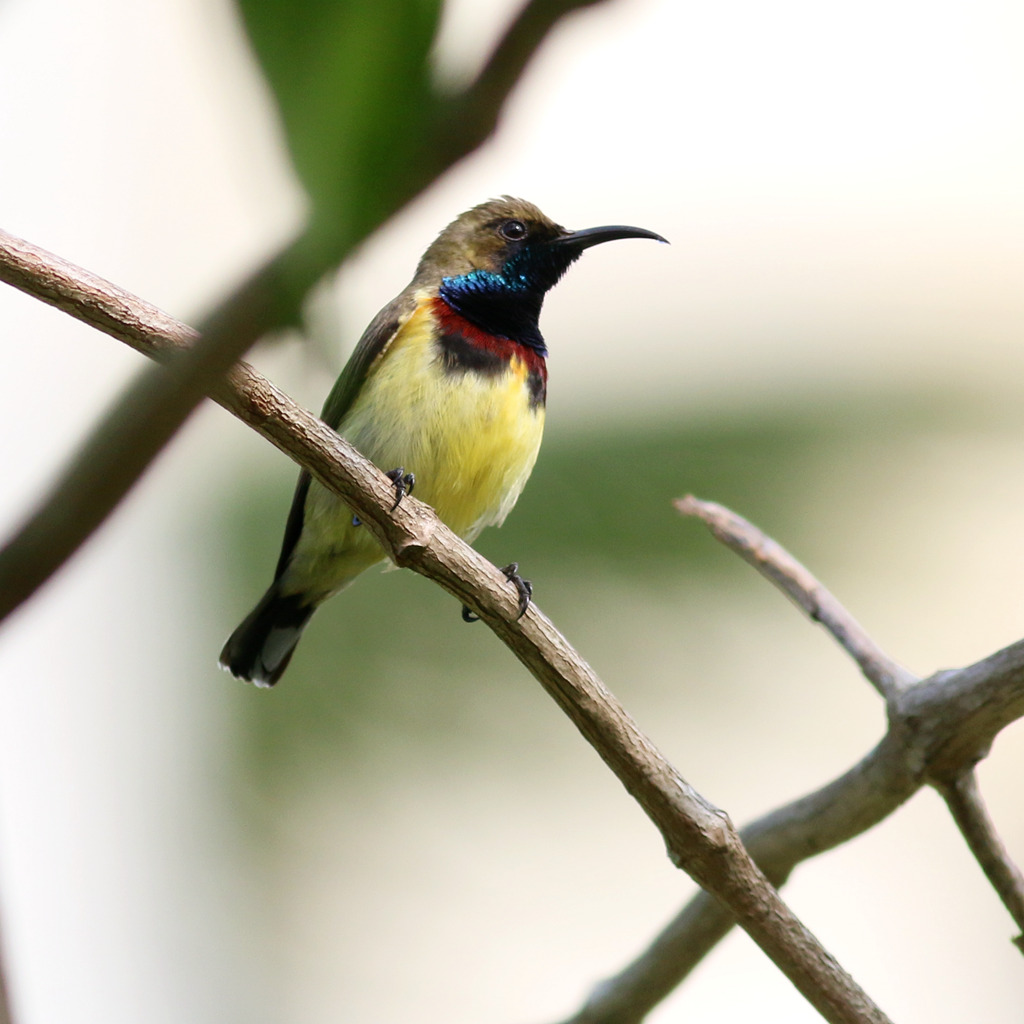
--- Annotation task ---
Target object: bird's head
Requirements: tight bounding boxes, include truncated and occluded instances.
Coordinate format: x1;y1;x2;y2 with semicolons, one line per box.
417;196;665;353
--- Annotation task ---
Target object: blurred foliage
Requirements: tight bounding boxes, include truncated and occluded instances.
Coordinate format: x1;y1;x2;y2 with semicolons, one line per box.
215;391;956;788
236;0;442;262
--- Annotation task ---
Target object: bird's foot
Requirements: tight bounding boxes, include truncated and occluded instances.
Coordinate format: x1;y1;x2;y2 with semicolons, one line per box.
462;562;533;623
501;562;533;619
351;468;414;525
385;467;415;511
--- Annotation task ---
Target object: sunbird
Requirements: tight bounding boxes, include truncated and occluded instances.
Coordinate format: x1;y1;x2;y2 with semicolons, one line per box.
221;197;665;686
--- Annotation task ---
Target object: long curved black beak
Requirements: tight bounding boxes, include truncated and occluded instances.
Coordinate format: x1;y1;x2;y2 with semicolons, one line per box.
549;224;668;251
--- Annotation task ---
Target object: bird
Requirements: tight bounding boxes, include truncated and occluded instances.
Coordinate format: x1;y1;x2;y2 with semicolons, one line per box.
220;196;665;686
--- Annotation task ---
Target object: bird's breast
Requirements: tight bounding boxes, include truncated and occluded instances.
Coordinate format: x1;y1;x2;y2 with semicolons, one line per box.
336;295;547;540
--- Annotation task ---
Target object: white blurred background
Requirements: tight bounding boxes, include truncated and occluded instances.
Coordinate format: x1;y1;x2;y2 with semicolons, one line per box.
0;0;1022;1021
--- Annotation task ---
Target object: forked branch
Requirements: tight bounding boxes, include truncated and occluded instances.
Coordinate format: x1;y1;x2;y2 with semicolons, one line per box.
561;496;1024;1024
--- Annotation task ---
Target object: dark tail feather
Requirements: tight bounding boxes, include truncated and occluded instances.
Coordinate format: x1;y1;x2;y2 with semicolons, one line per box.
219;584;316;688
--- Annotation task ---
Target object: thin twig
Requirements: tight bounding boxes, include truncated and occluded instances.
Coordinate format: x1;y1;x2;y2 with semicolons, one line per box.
935;769;1024;953
0;233;894;1024
675;495;916;700
443;0;609;154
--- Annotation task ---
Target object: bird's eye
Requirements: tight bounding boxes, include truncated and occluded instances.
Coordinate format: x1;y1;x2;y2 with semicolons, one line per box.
499;219;527;241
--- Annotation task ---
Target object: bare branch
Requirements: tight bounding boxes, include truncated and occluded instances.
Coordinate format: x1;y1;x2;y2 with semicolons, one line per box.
0;232;300;623
442;0;609;155
902;640;1024;776
1;233;894;1024
0;230;196;352
934;770;1024;953
566;730;918;1024
568;518;1024;1024
675;495;916;700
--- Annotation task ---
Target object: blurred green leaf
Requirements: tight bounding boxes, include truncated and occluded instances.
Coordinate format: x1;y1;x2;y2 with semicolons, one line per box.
236;0;443;261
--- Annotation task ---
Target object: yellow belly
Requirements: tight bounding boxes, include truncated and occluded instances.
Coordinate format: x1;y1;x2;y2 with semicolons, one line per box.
282;301;545;599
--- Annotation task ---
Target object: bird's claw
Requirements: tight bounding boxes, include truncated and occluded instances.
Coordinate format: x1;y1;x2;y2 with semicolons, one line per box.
385;467;415;511
501;562;533;619
460;562;533;623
